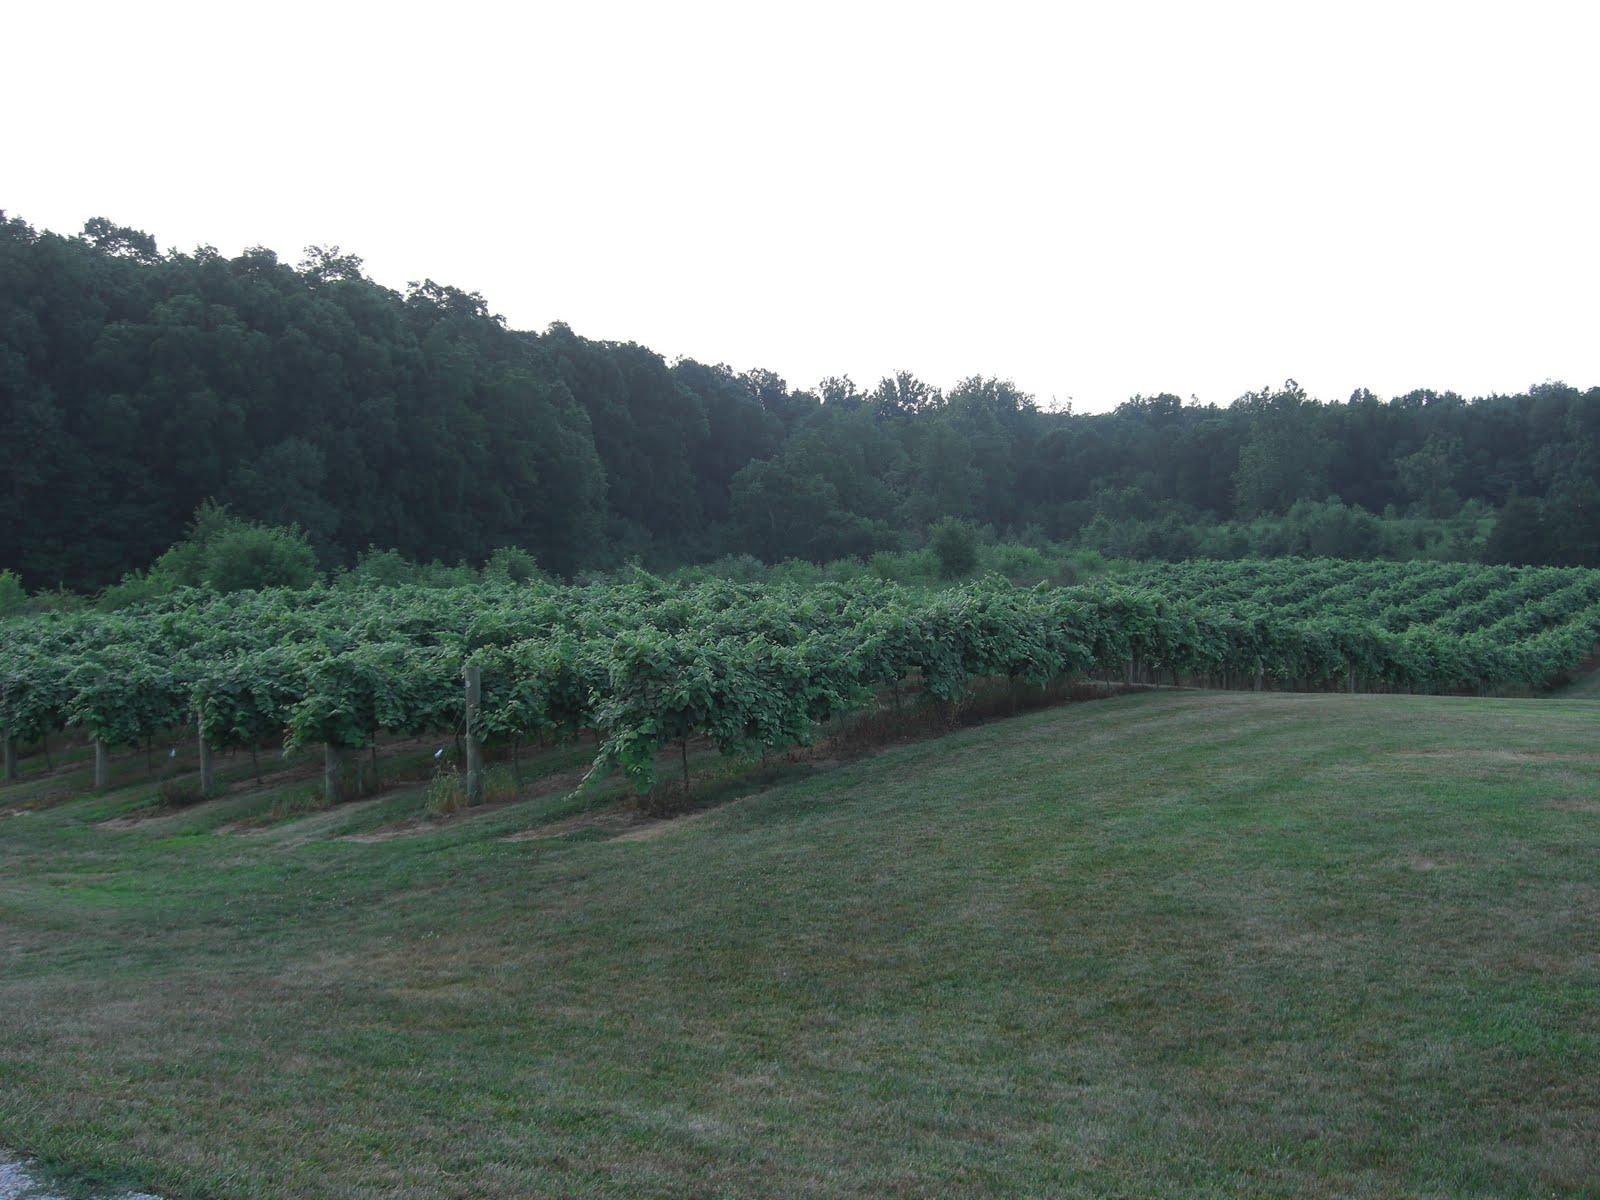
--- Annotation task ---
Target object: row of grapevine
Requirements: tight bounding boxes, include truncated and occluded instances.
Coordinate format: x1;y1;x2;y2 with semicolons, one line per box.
2;561;1597;795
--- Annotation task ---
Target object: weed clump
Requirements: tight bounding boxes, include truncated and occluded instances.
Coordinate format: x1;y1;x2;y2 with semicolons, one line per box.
157;777;209;808
425;764;520;818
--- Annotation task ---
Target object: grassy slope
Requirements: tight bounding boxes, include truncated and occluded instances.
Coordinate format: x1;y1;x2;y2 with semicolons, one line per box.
0;690;1596;1199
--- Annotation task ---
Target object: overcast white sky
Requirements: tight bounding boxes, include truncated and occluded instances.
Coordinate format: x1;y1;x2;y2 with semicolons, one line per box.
7;1;1598;411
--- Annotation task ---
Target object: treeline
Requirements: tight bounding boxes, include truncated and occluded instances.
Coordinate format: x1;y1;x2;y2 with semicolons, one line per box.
3;211;1597;589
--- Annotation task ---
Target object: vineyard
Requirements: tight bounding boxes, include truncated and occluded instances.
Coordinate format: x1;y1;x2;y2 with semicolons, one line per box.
2;559;1598;802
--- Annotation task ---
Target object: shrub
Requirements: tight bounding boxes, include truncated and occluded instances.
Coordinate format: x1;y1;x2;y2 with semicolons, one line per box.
149;500;235;587
96;569;172;611
201;523;320;592
929;518;979;580
344;546;422;588
118;502;322;596
27;586;87;613
984;543;1051;585
0;569;25;617
157;777;207;808
483;546;543;585
766;559;826;588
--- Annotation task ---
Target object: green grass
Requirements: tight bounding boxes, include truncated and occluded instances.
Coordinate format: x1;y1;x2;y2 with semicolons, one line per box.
1;690;1597;1198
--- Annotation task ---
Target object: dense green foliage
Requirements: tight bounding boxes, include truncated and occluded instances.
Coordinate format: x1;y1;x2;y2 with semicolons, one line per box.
929;518;980;580
2;561;1596;791
4;212;1598;590
96;502;321;606
0;571;24;617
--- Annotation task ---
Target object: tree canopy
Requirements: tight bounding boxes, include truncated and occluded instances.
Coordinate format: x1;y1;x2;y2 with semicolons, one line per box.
3;211;1598;589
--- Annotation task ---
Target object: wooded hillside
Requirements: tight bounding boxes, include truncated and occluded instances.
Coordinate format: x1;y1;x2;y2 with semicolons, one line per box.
4;212;1597;588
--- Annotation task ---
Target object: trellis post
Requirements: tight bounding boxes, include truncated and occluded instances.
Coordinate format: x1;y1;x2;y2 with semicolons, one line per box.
464;663;484;807
197;715;215;794
324;743;347;805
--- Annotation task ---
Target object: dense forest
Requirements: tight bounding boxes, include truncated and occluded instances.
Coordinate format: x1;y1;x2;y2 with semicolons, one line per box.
3;211;1597;591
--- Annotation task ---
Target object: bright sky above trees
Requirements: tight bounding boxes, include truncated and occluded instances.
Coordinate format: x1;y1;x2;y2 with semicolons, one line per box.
7;0;1598;409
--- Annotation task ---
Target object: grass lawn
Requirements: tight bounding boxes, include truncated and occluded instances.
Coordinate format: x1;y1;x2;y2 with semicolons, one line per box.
0;689;1596;1198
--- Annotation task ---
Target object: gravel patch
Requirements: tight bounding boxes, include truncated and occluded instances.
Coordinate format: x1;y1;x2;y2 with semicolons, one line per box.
0;1155;159;1200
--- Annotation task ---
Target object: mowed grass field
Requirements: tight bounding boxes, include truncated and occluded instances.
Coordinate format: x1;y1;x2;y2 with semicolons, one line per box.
0;689;1596;1199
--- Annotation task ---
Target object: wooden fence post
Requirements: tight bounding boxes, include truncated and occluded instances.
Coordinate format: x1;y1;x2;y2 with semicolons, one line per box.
93;739;110;791
324;743;346;805
464;663;484;807
198;715;215;794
